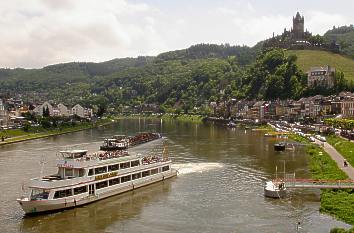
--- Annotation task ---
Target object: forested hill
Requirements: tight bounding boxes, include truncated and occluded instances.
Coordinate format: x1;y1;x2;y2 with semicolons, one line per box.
155;44;257;66
43;56;155;77
0;41;353;114
324;25;354;58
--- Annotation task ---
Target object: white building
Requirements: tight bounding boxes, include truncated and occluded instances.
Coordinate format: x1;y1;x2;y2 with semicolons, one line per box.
71;104;92;119
307;66;335;88
57;103;70;116
0;99;8;126
33;102;54;116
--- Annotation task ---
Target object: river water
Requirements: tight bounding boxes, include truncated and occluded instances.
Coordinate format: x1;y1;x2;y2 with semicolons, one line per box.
0;118;350;233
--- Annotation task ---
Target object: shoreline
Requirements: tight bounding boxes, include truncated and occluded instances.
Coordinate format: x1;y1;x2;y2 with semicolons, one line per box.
273;128;354;227
0;120;113;146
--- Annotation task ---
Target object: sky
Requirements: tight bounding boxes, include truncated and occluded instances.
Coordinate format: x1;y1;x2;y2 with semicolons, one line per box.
1;0;353;68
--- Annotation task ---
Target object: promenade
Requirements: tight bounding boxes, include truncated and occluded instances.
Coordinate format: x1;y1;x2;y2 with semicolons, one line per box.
315;139;354;180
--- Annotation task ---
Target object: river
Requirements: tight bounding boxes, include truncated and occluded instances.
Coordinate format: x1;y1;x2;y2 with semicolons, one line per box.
0;118;350;233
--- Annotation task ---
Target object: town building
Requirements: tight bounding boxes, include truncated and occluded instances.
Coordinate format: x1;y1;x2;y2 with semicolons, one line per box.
307;66;336;88
57;103;70;117
71;104;92;119
0;99;8;126
33;102;54;116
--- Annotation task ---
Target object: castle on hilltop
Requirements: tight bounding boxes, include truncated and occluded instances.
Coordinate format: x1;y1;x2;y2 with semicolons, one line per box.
263;12;312;49
263;12;339;52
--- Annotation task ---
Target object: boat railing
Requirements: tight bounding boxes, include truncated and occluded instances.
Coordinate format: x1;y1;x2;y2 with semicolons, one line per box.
29;176;93;189
69;150;130;162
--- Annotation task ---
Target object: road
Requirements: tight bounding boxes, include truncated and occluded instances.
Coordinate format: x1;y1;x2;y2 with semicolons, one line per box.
315;139;354;180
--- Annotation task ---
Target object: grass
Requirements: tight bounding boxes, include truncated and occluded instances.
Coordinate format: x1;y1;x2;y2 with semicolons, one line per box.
289;134;354;226
286;50;354;81
306;144;354;226
327;135;354;167
307;145;348;180
0;119;112;145
321;190;354;226
288;133;310;144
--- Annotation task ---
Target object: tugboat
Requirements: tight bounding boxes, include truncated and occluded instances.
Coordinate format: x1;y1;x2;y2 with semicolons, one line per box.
100;135;129;151
274;142;286;151
100;132;161;151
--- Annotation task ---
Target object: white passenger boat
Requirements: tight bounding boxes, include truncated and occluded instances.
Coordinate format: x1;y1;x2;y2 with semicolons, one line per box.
17;142;177;215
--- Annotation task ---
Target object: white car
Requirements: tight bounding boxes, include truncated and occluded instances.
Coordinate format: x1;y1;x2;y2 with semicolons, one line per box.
308;136;315;142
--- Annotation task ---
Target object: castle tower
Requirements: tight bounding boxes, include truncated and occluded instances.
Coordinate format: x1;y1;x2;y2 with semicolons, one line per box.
292;12;304;40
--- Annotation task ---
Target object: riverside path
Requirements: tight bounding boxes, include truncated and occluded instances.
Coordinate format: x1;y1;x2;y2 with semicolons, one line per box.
315;139;354;180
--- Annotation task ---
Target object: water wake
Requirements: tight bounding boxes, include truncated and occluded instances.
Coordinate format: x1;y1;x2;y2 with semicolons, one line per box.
172;162;224;175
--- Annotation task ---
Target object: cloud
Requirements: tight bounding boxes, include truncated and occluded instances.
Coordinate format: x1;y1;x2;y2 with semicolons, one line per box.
0;0;165;68
0;0;353;68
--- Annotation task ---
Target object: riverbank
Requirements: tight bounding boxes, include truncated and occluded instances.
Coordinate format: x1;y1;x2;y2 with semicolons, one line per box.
264;124;354;227
110;114;205;123
160;114;204;123
0;119;113;146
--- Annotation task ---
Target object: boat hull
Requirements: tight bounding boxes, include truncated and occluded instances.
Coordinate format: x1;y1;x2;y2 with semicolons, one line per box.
18;169;177;215
264;181;287;198
264;188;287;198
274;144;286;151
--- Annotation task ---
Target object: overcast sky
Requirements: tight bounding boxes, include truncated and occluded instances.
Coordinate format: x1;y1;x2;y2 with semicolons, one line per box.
1;0;353;68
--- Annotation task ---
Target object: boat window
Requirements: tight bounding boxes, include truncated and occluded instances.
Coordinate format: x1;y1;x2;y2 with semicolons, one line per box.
109;177;120;186
108;164;119;172
120;162;130;170
132;172;141;180
95;166;107;175
65;168;73;177
96;181;108;189
30;189;50;200
131;160;140;167
74;186;87;195
54;189;72;199
88;169;94;176
142;170;150;177
162;166;170;172
150;168;159;175
121;175;131;183
77;169;85;177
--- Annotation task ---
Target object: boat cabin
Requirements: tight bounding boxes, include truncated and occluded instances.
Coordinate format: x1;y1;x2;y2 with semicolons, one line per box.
60;149;88;159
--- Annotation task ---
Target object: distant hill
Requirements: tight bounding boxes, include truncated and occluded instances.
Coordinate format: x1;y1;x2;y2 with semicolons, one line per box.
285;50;354;81
324;25;354;59
156;44;257;66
